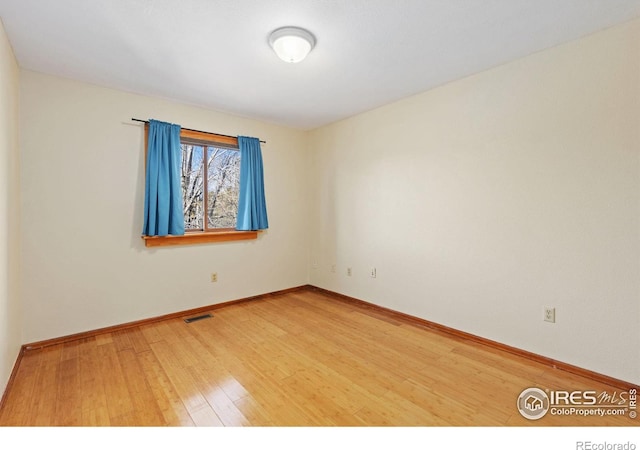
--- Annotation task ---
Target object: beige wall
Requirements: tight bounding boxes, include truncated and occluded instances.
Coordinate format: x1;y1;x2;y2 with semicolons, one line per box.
309;19;640;384
20;71;310;343
0;19;21;395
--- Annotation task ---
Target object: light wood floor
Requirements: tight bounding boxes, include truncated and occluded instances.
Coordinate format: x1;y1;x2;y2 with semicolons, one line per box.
0;289;636;426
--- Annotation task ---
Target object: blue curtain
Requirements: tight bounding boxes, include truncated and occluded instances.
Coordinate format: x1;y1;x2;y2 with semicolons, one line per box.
142;119;185;236
236;136;269;231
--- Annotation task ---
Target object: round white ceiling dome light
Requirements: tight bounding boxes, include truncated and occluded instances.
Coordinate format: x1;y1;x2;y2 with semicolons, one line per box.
269;26;316;63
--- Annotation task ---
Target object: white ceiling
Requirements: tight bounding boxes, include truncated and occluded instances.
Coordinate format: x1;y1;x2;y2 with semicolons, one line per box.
1;0;639;130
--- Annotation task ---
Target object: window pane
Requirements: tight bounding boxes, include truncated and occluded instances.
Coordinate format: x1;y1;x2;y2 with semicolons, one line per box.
181;144;204;230
207;147;240;228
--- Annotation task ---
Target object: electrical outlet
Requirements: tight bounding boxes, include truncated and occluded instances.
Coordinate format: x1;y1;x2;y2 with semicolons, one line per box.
370;267;376;278
347;267;352;276
544;307;555;323
210;273;218;283
331;264;336;273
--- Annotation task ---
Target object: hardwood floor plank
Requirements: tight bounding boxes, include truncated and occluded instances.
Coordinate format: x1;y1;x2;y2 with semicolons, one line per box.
117;349;166;425
79;337;110;426
0;353;41;426
128;327;152;354
96;342;135;422
94;332;113;346
280;367;370;419
186;365;250;426
232;395;275;426
60;340;80;362
31;359;60;426
136;347;195;426
112;329;134;352
188;405;224;427
139;323;164;345
54;357;81;425
389;378;481;426
148;339;221;422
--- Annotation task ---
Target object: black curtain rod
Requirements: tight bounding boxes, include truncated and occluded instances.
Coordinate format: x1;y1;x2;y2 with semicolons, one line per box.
131;118;266;144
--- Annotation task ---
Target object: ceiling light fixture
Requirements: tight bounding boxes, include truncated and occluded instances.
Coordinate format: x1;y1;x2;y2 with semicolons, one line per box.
269;26;316;63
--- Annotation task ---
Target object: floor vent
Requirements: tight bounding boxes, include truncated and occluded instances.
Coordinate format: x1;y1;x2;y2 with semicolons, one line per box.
184;313;213;323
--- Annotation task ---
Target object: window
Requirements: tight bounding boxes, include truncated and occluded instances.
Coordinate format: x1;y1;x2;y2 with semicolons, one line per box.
142;126;258;247
182;138;240;231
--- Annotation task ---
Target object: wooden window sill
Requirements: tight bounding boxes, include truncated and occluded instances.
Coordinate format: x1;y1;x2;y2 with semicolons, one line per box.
142;230;258;247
